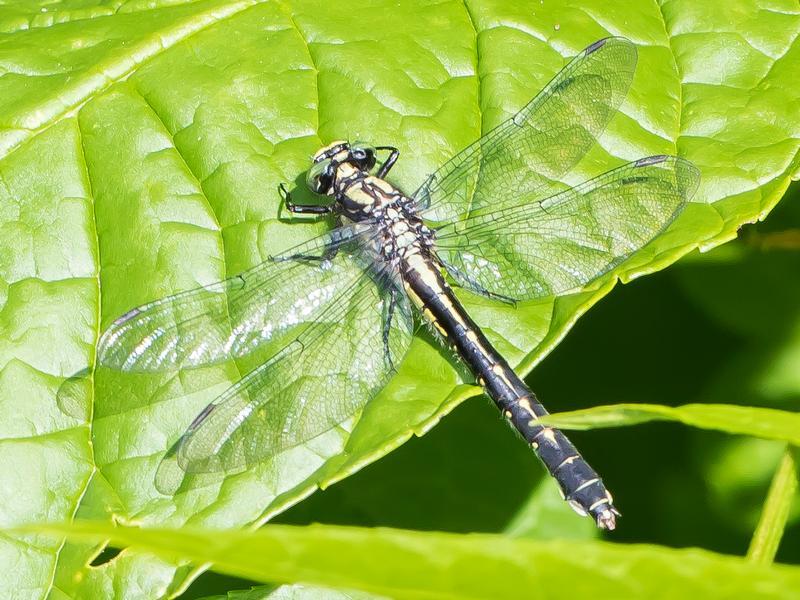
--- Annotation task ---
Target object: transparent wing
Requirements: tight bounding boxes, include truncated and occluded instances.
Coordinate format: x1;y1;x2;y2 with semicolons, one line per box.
414;37;637;224
97;224;370;372
433;156;700;301
155;266;414;494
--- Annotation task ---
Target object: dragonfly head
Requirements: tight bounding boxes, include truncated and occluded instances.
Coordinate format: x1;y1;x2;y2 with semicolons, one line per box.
307;141;377;196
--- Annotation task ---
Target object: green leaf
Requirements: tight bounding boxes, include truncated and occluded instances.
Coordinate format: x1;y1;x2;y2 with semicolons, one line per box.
540;403;800;445
198;583;386;600
502;479;597;541
279;396;595;538
2;0;799;596
541;403;800;551
680;206;800;536
675;182;800;341
747;448;799;565
21;520;800;599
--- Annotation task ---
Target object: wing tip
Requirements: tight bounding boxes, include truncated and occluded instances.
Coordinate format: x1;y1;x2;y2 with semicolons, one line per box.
95;306;142;358
187;401;219;430
634;155;670;167
634;155;702;200
585;36;636;55
579;37;638;83
678;158;702;201
115;306;143;326
585;38;608;54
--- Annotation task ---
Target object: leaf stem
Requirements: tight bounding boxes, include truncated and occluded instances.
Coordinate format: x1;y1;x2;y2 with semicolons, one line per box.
746;447;798;565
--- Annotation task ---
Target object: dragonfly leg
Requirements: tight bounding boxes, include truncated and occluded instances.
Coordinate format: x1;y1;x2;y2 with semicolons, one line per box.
382;288;398;371
375;146;400;178
278;183;333;215
278;237;342;265
322;242;340;261
440;258;517;305
280;246;340;266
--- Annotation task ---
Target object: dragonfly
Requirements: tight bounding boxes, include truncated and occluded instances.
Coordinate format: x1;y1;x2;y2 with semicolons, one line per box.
96;37;699;529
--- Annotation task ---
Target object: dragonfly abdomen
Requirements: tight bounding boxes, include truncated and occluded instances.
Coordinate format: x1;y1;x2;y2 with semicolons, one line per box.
401;251;619;530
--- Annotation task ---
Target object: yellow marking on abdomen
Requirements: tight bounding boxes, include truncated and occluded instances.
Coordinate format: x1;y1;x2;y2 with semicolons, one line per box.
517;397;538;419
422;308;448;337
491;363;517;391
435;293;467;328
403;282;424;308
532;428;557;445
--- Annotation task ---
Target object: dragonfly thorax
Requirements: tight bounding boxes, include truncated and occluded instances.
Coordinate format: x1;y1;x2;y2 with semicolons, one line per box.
375;197;435;263
306;141;434;264
336;166;434;264
306;140;377;196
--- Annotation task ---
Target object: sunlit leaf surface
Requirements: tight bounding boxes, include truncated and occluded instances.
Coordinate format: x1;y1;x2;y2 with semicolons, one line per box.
24;521;800;600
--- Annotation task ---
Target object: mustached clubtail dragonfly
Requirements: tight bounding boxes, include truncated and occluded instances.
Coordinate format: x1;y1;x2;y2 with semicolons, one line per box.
96;37;699;529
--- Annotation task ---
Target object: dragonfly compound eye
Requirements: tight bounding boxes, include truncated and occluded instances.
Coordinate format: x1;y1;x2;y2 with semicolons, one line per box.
350;145;377;172
306;160;335;195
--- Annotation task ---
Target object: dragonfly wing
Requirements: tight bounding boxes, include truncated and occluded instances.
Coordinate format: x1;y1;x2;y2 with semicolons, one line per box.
155;265;414;494
97;224;371;372
433;156;700;301
414;37;638;224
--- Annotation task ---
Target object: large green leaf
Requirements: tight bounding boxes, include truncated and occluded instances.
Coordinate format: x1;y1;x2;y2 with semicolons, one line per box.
747;449;798;565
670;192;800;543
198;583;385;600
541;403;800;443
1;0;799;597
22;520;800;599
540;402;800;547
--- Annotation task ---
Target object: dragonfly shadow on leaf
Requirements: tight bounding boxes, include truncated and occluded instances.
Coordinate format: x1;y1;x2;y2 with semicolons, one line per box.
276;171;334;223
155;444;228;496
56;368;92;421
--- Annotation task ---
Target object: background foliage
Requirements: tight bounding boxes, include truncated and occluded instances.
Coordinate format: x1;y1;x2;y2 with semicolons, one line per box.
0;0;798;598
